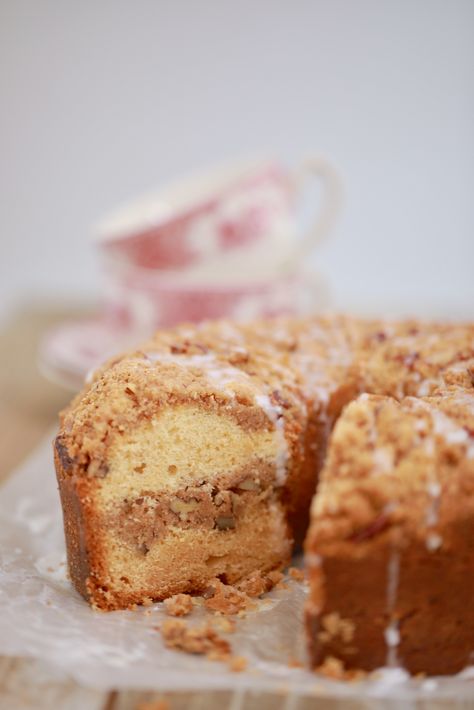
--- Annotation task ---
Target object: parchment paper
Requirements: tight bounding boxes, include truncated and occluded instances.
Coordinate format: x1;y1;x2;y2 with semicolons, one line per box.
1;433;473;703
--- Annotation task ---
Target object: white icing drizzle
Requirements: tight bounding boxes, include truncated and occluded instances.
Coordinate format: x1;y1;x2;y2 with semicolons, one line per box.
291;352;332;404
255;393;288;486
384;621;400;656
370;666;410;689
421;678;438;692
425;481;441;525
385;549;401;667
417;378;442;397
425;478;442;551
426;532;442;551
372;447;393;475
411;395;474;549
431;408;469;444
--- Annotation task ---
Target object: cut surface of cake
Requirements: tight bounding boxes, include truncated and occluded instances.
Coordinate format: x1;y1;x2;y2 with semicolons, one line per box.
54;315;474;675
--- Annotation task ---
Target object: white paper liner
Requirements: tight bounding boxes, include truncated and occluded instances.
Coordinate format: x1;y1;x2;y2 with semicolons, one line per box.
1;433;474;703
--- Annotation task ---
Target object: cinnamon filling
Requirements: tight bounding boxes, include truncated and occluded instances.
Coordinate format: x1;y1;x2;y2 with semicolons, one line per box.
110;482;276;554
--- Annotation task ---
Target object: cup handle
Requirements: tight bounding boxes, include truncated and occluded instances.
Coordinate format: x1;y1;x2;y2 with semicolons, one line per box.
290;157;343;263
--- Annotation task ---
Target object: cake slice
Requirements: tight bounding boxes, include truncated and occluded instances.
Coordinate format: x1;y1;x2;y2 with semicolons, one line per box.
305;387;474;675
55;318;355;610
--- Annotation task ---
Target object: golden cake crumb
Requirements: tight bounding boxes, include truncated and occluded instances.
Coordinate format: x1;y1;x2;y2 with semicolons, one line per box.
317;612;355;644
160;619;231;659
228;655;248;672
213;616;236;633
163;593;193;617
136;700;169;710
288;567;305;582
316;656;365;681
266;570;285;586
288;656;304;668
203;579;250;614
317;656;345;679
236;568;284;597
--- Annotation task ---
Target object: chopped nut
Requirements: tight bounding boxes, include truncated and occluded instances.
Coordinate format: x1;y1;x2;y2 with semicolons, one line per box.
169;498;200;518
164;593;193;617
237;478;260;491
216;516;235;530
86;459;109;478
317;656;366;681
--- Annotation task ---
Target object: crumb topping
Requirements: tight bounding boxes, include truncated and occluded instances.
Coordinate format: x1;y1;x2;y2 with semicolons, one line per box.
235;568;284;597
203;579;252;615
288;566;306;582
163;593;193;617
58;317;474;493
159;619;231;660
309;386;474;549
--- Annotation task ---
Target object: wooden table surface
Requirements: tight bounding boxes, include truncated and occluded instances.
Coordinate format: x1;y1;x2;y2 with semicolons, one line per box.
0;306;453;710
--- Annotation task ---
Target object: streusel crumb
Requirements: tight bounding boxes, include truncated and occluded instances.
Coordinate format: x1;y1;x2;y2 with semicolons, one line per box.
228;655;248;672
203;579;250;614
288;567;305;582
163;593;193;617
160;619;231;659
236;568;285;597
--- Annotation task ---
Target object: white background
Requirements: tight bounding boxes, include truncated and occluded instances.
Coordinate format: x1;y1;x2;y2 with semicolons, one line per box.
1;0;473;324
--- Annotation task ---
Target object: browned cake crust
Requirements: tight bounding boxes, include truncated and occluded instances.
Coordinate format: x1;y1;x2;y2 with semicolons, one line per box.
54;315;474;675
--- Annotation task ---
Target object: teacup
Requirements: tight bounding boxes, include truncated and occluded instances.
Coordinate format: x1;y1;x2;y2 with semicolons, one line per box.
96;156;341;331
40;156;341;389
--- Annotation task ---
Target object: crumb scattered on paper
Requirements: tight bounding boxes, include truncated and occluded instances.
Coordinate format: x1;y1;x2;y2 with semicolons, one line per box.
228;655;247;672
288;567;305;582
164;593;193;617
317;656;366;682
136;700;169;710
203;579;251;615
236;569;284;597
213;616;236;634
160;619;231;660
288;656;304;668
